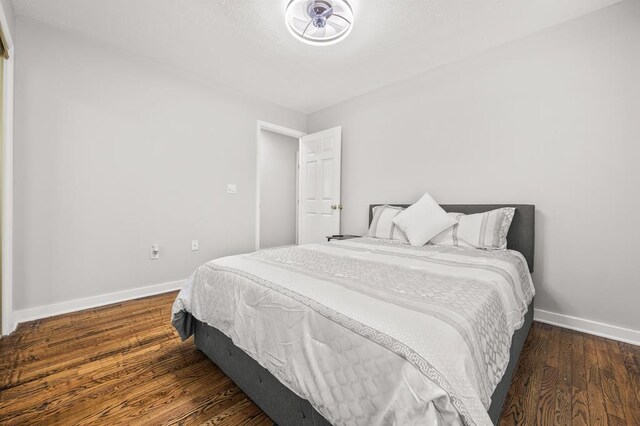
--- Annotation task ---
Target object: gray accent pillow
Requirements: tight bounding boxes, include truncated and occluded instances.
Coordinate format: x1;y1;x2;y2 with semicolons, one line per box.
367;205;409;242
430;208;515;250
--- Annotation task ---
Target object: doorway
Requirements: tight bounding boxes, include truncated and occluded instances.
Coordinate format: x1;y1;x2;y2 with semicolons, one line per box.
258;129;300;249
255;122;305;250
255;122;343;250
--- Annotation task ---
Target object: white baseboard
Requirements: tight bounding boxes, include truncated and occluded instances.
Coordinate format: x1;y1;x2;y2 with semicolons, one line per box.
10;279;185;333
534;308;640;346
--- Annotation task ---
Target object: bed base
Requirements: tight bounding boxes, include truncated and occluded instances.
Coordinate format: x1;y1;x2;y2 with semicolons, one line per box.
192;300;534;425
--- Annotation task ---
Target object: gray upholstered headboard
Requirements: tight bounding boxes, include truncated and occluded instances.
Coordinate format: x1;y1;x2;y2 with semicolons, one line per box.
369;204;535;272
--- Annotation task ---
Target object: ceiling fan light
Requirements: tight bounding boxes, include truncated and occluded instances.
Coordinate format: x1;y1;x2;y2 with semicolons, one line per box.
285;0;354;46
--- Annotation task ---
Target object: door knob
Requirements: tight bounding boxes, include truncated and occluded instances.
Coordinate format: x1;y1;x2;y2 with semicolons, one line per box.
331;204;343;210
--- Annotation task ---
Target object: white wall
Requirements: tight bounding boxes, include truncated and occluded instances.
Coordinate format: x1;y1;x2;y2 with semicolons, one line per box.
309;1;640;335
259;130;298;249
13;18;306;311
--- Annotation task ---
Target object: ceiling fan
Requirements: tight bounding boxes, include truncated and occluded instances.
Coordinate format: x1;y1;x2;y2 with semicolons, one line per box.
285;0;354;46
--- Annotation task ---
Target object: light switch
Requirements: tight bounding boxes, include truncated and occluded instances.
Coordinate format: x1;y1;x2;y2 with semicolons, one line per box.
227;184;237;194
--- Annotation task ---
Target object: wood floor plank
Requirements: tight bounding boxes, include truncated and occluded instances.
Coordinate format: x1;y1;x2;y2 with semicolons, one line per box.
594;337;627;422
607;339;640;425
584;335;609;425
0;341;200;419
73;365;220;425
1;323;177;389
570;331;590;426
554;328;572;425
619;342;640;409
42;358;216;426
0;310;174;366
199;397;271;426
140;375;237;425
2;292;639;425
165;387;245;426
537;325;560;425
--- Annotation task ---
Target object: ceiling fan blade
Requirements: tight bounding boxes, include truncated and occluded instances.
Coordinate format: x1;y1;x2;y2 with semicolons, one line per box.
301;20;314;37
311;26;327;39
294;0;310;18
293;17;312;32
326;19;345;33
320;6;334;18
333;13;351;25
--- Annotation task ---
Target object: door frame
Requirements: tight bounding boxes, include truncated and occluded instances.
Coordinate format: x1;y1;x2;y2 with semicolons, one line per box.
1;5;14;336
255;121;306;251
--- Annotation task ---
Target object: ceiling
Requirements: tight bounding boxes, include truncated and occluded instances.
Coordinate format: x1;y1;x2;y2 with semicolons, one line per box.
13;0;622;113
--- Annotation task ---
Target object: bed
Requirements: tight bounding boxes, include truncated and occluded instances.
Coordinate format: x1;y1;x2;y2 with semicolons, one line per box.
172;204;535;426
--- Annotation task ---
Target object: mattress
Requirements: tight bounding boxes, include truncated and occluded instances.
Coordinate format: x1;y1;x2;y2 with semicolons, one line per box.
173;237;535;426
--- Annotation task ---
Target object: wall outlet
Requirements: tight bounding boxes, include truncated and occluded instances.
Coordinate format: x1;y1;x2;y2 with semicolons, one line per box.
227;184;237;194
151;244;160;260
191;240;199;251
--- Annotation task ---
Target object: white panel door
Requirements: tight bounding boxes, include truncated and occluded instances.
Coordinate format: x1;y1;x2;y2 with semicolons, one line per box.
299;127;342;244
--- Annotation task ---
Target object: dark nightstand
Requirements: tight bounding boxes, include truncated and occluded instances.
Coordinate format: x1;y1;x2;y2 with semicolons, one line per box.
326;234;360;242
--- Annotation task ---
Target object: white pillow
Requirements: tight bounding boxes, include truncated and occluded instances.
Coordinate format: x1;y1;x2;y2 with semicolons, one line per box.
392;193;456;246
430;208;515;250
367;205;409;242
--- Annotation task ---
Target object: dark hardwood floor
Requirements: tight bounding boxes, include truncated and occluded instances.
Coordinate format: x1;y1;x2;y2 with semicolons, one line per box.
1;292;639;425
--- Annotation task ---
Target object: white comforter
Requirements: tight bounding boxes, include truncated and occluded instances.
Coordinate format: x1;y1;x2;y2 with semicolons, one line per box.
172;238;534;426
